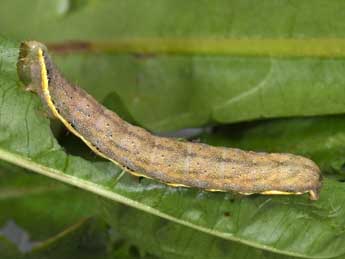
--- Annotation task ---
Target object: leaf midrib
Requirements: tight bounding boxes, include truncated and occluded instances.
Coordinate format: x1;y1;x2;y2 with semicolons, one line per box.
0;147;337;259
48;38;345;58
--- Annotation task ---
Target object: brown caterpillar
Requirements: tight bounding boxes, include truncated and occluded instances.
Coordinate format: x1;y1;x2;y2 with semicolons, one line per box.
17;41;322;200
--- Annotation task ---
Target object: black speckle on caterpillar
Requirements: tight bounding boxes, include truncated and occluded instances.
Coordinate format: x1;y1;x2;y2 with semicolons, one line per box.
17;41;322;200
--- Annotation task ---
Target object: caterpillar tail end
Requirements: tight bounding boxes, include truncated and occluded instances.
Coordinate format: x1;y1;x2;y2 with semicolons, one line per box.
308;175;322;201
309;189;320;201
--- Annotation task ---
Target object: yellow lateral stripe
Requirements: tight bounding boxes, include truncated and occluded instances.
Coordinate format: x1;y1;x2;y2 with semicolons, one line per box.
37;48;313;197
38;48;158;182
37;49;127;171
259;190;303;196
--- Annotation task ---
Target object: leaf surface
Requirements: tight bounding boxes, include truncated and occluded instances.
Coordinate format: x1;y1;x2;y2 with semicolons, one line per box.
1;1;345;258
2;1;345;130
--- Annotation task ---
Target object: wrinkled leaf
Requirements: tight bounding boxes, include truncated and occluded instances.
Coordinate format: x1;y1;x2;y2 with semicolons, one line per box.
102;200;297;259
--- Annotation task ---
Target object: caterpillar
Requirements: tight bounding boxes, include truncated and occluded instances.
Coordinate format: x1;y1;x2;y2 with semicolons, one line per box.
17;41;322;200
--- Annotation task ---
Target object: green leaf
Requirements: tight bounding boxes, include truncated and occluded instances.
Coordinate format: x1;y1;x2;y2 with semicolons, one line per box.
1;216;111;259
2;38;345;258
27;218;110;259
0;161;157;259
0;236;22;259
0;161;99;241
0;161;126;259
102;200;345;259
102;200;295;259
2;1;345;130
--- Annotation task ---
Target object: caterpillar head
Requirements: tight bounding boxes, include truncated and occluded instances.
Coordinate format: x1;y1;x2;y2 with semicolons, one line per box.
17;41;49;93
